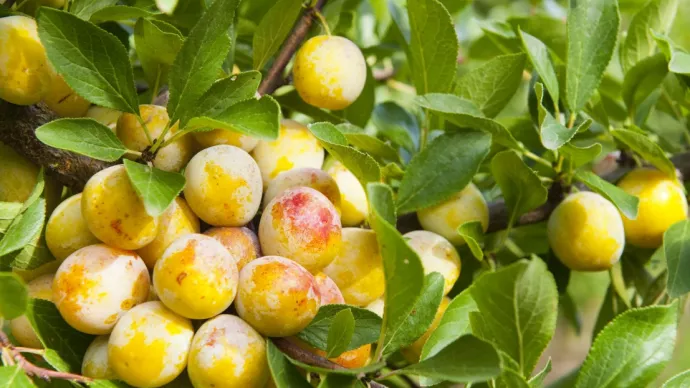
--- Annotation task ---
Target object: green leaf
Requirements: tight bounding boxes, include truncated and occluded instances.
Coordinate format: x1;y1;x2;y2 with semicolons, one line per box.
309;123;381;185
38;8;139;114
337;66;376;128
167;0;240;125
134;18;184;86
455;53;527;118
565;0;620;112
620;0;678;72
669;52;690;74
70;0;118;20
470;257;558;377
252;0;303;70
0;273;28;319
123;160;186;217
318;375;361;388
186;96;280;140
342;132;401;163
396;132;491;214
372;102;419;153
421;288;477;360
267;341;311;388
274;90;346;125
26;299;95;372
457;222;485;260
90;6;157;22
408;0;458;94
491;150;548;227
188;71;262;121
35;119;127;162
297;304;382;352
398;335;501;383
2;231;55;271
560;143;603;169
0;366;35;388
0;198;45;257
0;202;22;236
534;83;576;150
529;359;552;388
415;94;521;149
519;30;559;107
664;220;690;298
574;171;639;219
611;128;676;178
662;370;690;388
287;357;385;376
508;15;568;61
575;303;679;388
326;309;356;358
367;183;424;358
622;53;668;111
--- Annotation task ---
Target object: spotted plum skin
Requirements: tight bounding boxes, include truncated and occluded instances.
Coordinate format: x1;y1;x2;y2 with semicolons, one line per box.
184;145;263;227
153;234;238;320
323;228;381;291
235;256;320;337
108;301;194;388
324;157;368;226
204;226;261;272
314;272;345;306
259;187;342;274
187;315;269;388
82;335;118;380
82;165;160;250
53;244;150;335
45;194;100;262
10;274;54;349
263;167;341;211
404;230;461;296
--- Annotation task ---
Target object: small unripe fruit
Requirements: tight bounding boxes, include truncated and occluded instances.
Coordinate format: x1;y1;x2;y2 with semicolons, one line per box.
323;228;381;290
0;16;53;105
547;192;625;271
117;105;193;172
324;158;368;226
403;230;461;296
109;301;194;387
184;145;263;226
86;106;122;131
45;194;100;262
204;226;261;272
153;234;238;320
341;267;385;307
417;183;489;245
252;120;324;188
0;141;39;203
188;315;269;388
263;167;341;211
82;336;117;380
260;187;342;273
293;35;367;110
314;272;345;305
616;168;688;248
194;129;259;153
10;274;54;349
53;244;150;334
402;297;450;363
82;165;160;250
43;75;90;117
137;197;200;270
235;256;320;337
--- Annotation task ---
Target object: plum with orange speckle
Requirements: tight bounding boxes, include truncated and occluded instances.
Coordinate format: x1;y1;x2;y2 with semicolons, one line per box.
259;187;342;273
184;145;263;227
323;228;381;291
314;272;345;305
262;167;340;211
235;256;320;337
82;336;117;380
404;230;461;296
204;226;261;271
108;301;193;387
53;244;150;335
10;274;54;349
45;193;100;262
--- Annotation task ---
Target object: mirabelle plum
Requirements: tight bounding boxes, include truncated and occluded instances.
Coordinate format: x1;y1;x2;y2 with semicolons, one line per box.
403;231;461;296
109;301;193;387
153;234;238;320
86;106;122;132
116;105;193;172
10;274;54;349
547;191;625;271
187;315;269;388
366;298;384;317
401;297;450;363
616;168;688;248
251;120;324;188
0;16;53;105
293;35;367;110
204;227;261;271
82;336;117;380
82;165;159;250
45;194;100;262
137;198;200;270
259;187;342;273
184;145;263;226
341;267;385;307
263;167;341;211
0;141;39;203
194;129;259;153
53;245;149;334
314;272;345;305
324;157;368;226
417;183;489;245
235;256;320;337
43;75;90;117
323;228;381;290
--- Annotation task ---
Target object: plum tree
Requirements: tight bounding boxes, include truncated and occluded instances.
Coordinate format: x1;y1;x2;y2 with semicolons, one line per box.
9;274;53;349
108;301;194;387
45;194;100;262
81;335;117;380
259;187;342;273
53;244;150;334
203;226;261;271
0;141;39;203
153;234;238;319
616;168;688;248
262;167;341;211
323;228;381;290
323;157;368;226
403;230;461;295
43;75;90;117
547;192;626;271
293;35;367;110
187;315;269;388
184;145;263;226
